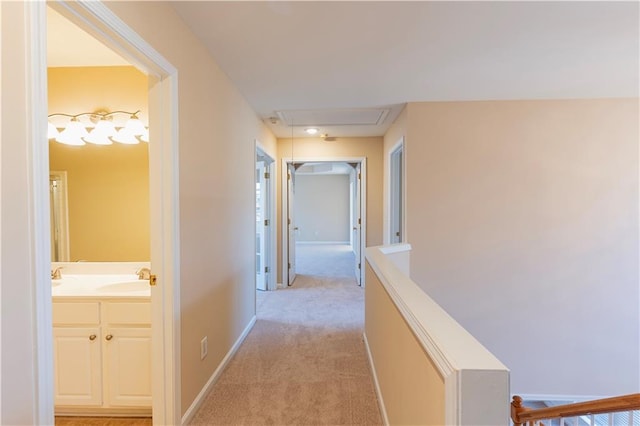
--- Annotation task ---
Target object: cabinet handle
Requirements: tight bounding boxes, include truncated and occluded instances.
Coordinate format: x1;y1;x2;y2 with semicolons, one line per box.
105;334;113;341
89;334;97;341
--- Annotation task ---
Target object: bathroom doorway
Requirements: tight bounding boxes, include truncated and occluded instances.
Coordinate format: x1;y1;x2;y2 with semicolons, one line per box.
47;7;152;420
48;64;152;417
31;2;180;424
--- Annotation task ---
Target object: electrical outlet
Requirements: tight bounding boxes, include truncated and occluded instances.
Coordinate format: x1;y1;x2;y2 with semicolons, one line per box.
200;336;208;360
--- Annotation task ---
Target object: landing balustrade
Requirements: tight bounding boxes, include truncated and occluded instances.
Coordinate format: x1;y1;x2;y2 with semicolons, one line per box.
364;244;640;426
364;244;510;425
511;394;640;426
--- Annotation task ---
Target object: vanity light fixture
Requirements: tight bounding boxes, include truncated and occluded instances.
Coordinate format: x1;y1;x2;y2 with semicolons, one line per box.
48;109;149;146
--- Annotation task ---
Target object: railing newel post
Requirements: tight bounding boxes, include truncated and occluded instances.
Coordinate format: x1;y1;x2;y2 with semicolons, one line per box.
511;395;527;426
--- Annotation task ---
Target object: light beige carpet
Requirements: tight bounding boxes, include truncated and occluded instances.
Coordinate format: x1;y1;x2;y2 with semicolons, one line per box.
295;243;356;278
189;246;382;425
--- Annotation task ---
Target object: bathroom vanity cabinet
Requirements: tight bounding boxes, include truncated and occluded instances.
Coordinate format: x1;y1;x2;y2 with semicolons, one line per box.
52;299;152;415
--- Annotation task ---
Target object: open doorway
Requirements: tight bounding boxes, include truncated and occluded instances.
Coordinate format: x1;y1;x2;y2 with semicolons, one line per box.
282;158;367;286
29;2;180;424
256;145;276;291
48;63;153;416
389;137;405;244
48;7;153;420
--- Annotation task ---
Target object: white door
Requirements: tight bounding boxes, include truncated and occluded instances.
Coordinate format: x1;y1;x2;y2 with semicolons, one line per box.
353;163;362;285
105;327;153;407
53;327;102;406
256;161;267;291
287;163;297;285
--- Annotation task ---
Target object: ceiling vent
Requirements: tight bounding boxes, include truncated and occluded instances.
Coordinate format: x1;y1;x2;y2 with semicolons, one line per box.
276;108;390;127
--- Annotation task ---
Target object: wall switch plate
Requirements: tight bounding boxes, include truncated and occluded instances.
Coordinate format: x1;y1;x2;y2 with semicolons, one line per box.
200;336;208;360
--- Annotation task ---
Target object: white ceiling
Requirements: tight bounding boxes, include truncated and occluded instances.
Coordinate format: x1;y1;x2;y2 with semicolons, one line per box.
48;2;639;139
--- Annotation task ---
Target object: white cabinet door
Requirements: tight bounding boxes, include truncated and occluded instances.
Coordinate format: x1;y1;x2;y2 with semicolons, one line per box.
53;327;102;406
104;327;152;407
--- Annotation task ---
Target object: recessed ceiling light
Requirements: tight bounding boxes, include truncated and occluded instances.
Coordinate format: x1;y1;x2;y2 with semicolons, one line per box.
304;128;319;135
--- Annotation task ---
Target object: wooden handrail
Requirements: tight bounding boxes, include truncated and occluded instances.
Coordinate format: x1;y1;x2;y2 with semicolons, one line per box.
511;393;640;425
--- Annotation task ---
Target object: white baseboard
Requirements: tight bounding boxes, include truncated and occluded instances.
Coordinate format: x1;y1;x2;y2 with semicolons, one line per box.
363;332;389;426
181;316;257;425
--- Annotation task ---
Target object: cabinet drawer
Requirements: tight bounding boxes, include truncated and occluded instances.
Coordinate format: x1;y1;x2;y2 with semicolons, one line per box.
53;302;100;325
105;302;151;325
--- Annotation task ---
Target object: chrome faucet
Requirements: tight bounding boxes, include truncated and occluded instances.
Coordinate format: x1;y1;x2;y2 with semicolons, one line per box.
51;267;63;280
136;267;151;280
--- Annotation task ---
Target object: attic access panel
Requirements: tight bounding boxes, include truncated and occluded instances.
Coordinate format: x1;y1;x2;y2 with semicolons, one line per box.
276;108;390;127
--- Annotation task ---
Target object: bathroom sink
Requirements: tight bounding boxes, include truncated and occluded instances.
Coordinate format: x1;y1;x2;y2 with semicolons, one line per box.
97;280;149;293
52;280;62;287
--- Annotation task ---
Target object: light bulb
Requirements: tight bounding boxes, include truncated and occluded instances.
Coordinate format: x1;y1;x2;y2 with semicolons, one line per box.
56;119;88;146
112;128;140;144
84;119;115;145
47;122;59;139
84;134;113;145
56;134;86;146
123;114;146;136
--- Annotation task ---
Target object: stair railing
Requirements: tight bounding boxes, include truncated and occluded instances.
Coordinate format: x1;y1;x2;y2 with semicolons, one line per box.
511;393;640;426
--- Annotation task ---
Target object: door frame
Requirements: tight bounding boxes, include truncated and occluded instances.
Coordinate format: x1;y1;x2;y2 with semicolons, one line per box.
281;156;367;287
32;2;181;424
255;141;276;291
389;136;405;244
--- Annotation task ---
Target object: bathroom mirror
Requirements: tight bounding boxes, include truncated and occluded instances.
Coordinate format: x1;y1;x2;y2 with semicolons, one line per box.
48;66;149;262
49;141;150;262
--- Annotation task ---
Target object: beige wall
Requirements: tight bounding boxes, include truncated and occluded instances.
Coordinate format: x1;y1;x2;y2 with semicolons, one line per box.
48;67;149;261
365;263;445;425
403;99;639;396
276;137;383;283
100;2;277;415
295;174;350;242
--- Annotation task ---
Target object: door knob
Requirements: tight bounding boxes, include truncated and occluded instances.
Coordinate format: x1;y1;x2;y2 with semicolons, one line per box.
89;334;97;341
105;334;113;341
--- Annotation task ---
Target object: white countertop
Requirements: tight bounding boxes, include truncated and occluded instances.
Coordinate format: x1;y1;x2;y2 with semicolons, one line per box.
52;274;151;299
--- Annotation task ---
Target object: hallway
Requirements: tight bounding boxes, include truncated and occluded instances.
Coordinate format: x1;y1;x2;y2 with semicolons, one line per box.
189;244;381;425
